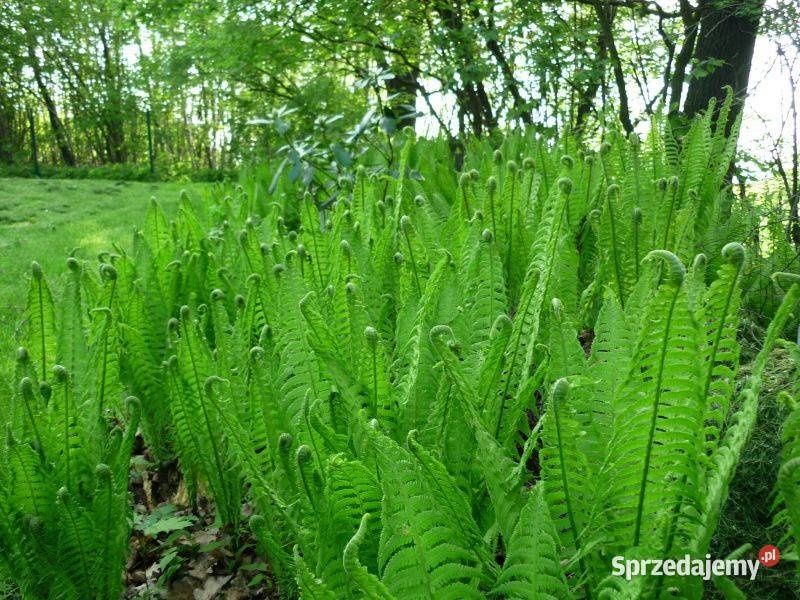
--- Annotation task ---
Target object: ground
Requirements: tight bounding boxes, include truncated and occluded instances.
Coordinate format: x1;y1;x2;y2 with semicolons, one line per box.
0;177;210;371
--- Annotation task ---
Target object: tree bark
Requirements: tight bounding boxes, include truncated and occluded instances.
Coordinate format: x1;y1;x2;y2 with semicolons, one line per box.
667;0;699;117
574;32;608;134
433;0;496;136
27;40;76;166
595;3;634;134
683;0;765;133
100;22;126;163
0;92;20;164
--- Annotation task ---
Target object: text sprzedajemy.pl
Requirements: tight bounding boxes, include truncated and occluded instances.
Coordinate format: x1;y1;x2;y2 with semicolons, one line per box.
611;554;761;581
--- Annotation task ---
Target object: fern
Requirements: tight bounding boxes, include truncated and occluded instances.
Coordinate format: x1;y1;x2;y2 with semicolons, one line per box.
493;484;574;600
602;251;704;553
373;430;493;599
343;514;397;600
25;262;57;382
2;104;794;599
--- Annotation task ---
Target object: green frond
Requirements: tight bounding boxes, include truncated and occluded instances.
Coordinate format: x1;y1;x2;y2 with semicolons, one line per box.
26;262;58;382
493;485;574;600
540;379;595;588
55;487;94;593
697;243;744;453
373;429;492;599
343;514;397;600
474;426;526;544
294;546;338;600
57;259;88;379
602;251;704;553
597;186;637;306
691;277;800;555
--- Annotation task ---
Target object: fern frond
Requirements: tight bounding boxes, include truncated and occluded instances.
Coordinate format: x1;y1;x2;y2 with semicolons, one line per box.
692;274;800;555
373;429;492;599
493;484;574;600
697;243;744;454
26;262;57;382
343;514;397;600
602;250;703;554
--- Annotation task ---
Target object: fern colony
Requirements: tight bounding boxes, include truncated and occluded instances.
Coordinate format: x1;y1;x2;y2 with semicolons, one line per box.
1;102;799;598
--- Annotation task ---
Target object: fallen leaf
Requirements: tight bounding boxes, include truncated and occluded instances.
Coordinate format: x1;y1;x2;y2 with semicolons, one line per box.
193;575;232;600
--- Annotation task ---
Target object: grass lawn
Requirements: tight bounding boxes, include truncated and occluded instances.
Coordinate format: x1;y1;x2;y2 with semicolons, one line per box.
0;177;210;370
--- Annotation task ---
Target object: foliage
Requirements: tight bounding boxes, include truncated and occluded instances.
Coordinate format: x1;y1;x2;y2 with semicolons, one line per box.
1;0;792;194
0;259;139;598
1;105;799;598
0;163;234;182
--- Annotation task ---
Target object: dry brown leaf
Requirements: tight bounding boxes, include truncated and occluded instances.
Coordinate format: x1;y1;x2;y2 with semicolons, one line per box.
193;574;232;600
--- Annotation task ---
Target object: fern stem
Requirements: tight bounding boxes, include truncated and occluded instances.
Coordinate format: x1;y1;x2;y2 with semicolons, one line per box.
605;194;626;306
661;184;677;249
632;145;641;207
633;209;641;279
402;227;422;296
304;200;326;290
633;283;681;547
460;181;471;216
64;378;71;491
551;380;593;598
360;176;366;219
701;264;740;405
181;320;233;525
19;379;45;463
296;449;320;517
371;348;378;418
505;171;516;283
489;181;498;236
96;309;114;418
99;277;117;416
537;143;549;190
37;277;47;380
302;393;326;486
487;240;496;326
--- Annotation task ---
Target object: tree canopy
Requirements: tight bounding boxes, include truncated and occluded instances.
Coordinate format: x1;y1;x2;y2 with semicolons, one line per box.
1;0;796;175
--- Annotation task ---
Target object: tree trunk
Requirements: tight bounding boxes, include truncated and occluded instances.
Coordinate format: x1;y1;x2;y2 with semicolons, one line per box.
595;3;633;134
668;0;699;117
100;22;126;163
683;0;765;133
574;31;608;134
27;40;77;166
433;0;496;136
0;92;20;164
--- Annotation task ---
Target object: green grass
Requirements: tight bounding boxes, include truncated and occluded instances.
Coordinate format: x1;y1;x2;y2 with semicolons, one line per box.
0;177;210;369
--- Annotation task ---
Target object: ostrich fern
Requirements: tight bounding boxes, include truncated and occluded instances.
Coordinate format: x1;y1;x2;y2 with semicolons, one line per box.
1;95;798;598
0;261;138;599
